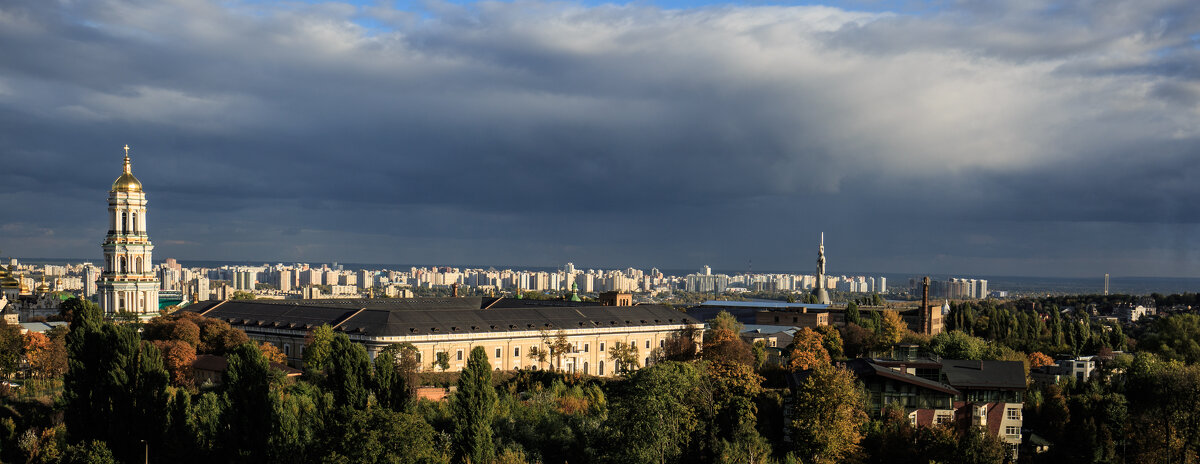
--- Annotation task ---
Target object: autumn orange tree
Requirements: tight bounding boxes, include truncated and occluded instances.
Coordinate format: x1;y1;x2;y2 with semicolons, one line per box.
24;330;67;380
259;342;287;364
1028;351;1055;369
152;339;197;387
878;310;907;347
788;328;832;371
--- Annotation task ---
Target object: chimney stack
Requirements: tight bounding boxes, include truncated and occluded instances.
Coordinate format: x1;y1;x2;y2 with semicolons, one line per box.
921;276;931;334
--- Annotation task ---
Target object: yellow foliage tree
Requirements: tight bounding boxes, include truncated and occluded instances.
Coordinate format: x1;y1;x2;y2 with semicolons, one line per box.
878;310;907;346
788;328;831;371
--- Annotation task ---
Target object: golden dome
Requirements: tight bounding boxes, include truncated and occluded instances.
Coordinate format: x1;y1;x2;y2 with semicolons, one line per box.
113;172;143;192
112;145;143;192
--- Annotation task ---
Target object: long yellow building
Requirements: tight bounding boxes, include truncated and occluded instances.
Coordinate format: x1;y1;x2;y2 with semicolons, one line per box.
185;297;701;377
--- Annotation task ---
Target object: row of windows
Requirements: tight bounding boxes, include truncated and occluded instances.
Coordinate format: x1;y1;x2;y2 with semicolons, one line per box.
435;338;668;362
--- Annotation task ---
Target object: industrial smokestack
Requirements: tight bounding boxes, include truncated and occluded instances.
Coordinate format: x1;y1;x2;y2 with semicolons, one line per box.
921;276;931;334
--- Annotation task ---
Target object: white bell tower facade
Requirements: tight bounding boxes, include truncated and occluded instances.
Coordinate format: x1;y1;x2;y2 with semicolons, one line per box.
98;145;159;315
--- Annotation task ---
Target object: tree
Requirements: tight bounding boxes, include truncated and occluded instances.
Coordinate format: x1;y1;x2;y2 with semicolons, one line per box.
788;328;831;371
609;341;641;375
24;331;67;380
193;316;248;355
302;324;335;374
839;323;874;359
790;365;868;464
1140;314;1200;364
453;346;497;464
434;351;451;372
326;334;371;410
544;330;572;372
1028;351;1055;369
845;301;861;326
374;343;418;411
709;311;744;334
223;342;279;463
703;327;753;366
231;291;255;300
258;342;286;364
658;324;701;362
878;310;907;347
815;325;845;360
0;320;23;378
930;330;988;360
151;339;196;387
607;361;706;464
60;440;116;464
954;427;1007;464
58;297;98;324
321;408;449;464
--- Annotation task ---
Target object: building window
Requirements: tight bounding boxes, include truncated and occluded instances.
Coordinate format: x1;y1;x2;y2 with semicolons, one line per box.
514;347;520;357
644;357;649;366
583;362;589;374
283;344;291;356
1006;408;1021;420
599;360;605;376
935;413;952;425
659;340;665;348
600;342;606;352
495;348;501;359
584;343;589;353
416;352;422;363
1005;426;1020;438
457;350;463;361
645;340;650;349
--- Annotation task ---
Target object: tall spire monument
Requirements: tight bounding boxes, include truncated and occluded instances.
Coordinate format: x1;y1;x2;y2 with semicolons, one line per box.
813;232;831;305
98;145;159;315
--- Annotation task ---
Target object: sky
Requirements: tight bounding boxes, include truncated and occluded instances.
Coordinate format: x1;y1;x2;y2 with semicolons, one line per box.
1;0;1199;278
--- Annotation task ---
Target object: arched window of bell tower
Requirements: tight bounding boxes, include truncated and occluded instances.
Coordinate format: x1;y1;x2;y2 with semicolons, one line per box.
121;212;128;233
136;257;143;273
132;212;138;233
120;256;127;273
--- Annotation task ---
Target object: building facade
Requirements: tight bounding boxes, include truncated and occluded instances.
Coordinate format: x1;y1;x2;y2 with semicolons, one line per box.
186;297;702;377
98;146;160;315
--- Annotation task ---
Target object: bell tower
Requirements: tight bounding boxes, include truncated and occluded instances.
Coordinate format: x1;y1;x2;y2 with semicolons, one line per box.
98;145;159;315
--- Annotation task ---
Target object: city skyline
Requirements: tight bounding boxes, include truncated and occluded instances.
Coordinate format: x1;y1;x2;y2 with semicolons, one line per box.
2;0;1199;278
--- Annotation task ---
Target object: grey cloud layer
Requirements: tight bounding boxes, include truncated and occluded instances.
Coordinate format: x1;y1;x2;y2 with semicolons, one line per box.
1;0;1198;276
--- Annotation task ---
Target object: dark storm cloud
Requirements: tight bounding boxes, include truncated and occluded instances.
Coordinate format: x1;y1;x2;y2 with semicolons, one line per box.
1;0;1199;277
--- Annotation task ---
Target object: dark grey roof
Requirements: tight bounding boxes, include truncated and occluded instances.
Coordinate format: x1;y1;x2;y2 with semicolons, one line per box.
940;359;1026;390
187;298;699;338
249;297;484;311
844;358;961;395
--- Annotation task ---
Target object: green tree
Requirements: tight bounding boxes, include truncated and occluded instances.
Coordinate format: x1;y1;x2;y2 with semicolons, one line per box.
709;310;745;334
321;408;449;463
0;320;23;378
434;351;451;372
60;440;116;464
790;365;868;464
609;341;641;375
1140;314;1200;364
453;346;497;464
954;427;1006;464
58;297;98;324
608;361;706;464
231;291;256;300
223;342;280;463
372;343;419;411
845;301;861;326
815;325;845;360
303;325;336;375
326;334;370;410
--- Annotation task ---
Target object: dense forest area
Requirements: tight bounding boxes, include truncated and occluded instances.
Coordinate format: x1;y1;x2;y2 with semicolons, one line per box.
0;294;1198;463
